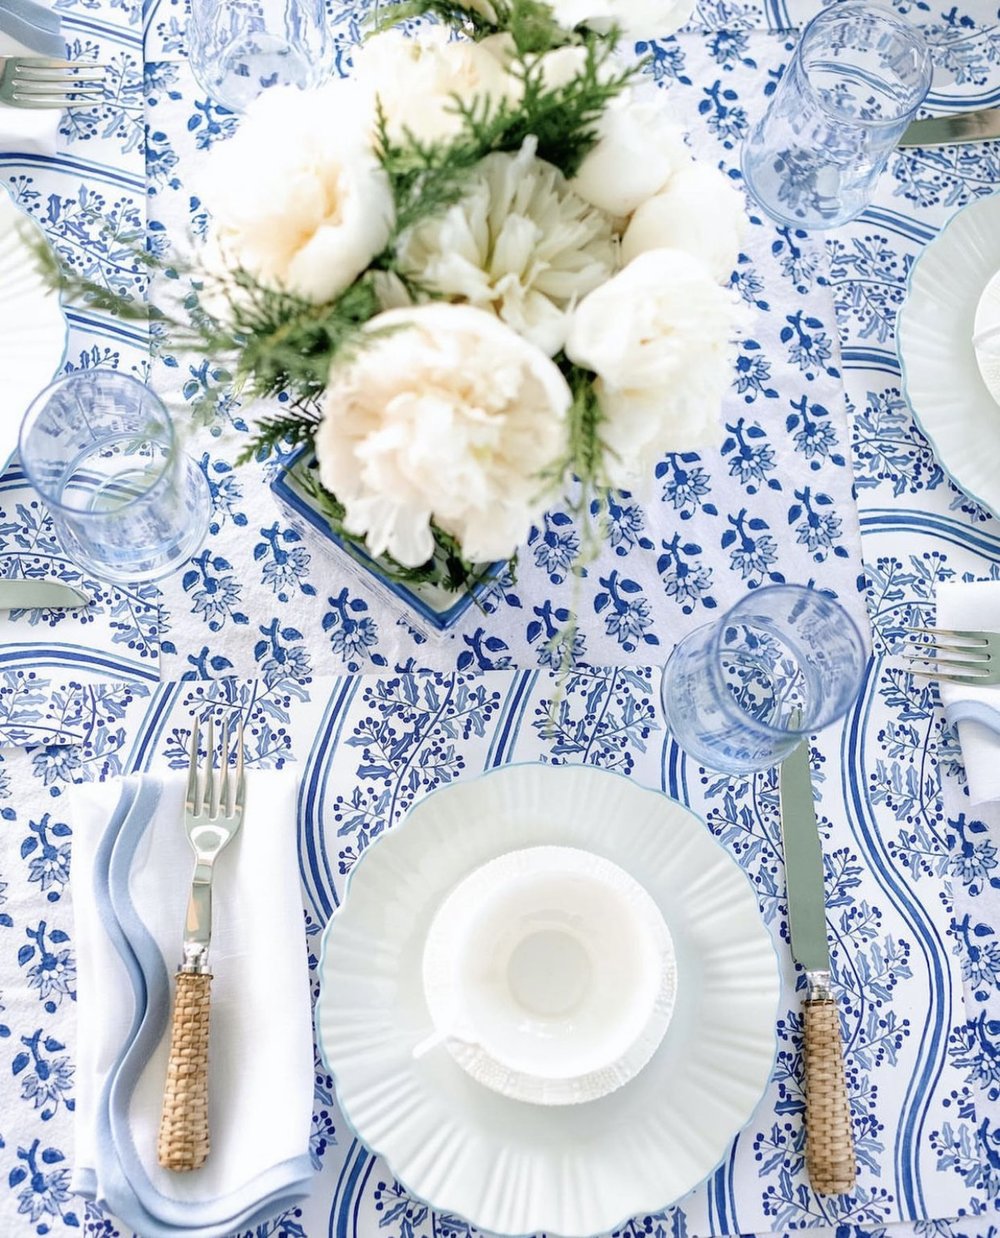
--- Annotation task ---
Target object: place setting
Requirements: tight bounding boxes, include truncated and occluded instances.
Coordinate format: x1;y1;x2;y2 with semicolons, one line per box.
1;0;1000;1237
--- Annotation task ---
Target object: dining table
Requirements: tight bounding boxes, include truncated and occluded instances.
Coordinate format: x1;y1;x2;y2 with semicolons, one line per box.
1;0;1000;1236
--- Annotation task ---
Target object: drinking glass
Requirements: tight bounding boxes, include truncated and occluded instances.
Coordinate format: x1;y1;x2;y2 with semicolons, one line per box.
660;585;866;774
188;0;333;113
740;2;932;229
19;371;211;584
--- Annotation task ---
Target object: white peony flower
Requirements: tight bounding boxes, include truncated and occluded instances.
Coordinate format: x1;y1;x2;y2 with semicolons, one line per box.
200;81;392;306
353;28;518;147
548;0;697;41
395;138;617;355
565;248;745;487
479;38;592;93
315;304;572;566
571;90;690;216
621;162;747;282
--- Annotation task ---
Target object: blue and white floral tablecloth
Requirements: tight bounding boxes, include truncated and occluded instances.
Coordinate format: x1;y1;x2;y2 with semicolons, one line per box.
1;0;1000;1236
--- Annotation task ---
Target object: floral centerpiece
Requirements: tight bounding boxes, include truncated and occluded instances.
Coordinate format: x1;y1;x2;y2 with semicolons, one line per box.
51;0;749;599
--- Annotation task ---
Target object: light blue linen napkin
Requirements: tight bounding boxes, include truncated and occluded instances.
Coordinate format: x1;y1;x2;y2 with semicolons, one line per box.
0;0;63;56
71;773;316;1238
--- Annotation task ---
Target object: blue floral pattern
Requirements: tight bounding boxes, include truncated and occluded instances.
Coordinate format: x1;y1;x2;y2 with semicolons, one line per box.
0;1;998;1237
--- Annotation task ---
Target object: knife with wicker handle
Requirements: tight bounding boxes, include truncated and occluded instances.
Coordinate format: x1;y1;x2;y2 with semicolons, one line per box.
779;736;857;1196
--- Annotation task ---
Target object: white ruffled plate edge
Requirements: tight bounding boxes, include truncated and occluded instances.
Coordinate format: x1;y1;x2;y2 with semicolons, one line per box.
316;762;782;1238
897;190;1000;518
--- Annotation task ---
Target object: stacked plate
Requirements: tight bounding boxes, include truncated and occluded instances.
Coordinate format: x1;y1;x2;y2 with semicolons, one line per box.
897;191;1000;517
316;763;781;1237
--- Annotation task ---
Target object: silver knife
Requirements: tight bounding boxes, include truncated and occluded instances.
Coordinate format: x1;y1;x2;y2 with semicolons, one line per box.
899;106;1000;148
0;579;90;611
779;737;857;1196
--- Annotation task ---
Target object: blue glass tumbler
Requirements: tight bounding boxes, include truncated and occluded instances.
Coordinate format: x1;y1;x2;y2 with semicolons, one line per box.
188;0;334;113
741;2;932;229
19;370;211;584
661;585;867;774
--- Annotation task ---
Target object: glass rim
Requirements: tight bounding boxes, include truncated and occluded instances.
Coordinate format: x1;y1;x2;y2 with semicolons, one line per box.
704;583;867;740
795;0;934;131
18;370;180;518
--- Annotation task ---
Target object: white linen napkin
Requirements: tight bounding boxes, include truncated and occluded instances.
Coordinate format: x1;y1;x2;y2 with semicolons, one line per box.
0;0;65;155
935;579;1000;804
70;771;316;1237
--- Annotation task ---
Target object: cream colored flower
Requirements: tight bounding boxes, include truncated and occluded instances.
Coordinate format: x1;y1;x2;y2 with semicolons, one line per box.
548;0;697;41
315;304;572;566
565;248;745;486
200;80;392;306
354;28;517;147
395;138;617;355
570;90;690;216
621;162;747;281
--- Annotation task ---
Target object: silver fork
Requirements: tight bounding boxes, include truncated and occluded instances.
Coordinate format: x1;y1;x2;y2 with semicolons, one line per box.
157;716;246;1174
0;57;108;109
901;626;1000;687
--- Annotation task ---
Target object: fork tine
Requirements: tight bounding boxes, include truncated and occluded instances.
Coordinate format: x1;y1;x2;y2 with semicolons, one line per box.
908;625;990;645
10;93;104;106
906;640;992;659
907;667;994;687
12;82;105;96
13;66;108;81
186;718;200;812
206;716;219;819
10;57;104;70
901;654;995;677
220;723;232;817
235;720;245;812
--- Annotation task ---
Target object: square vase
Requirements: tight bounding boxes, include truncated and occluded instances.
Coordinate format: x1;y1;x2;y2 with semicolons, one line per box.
270;447;507;634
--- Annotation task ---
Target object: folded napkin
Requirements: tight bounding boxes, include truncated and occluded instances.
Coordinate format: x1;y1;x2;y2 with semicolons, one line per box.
0;0;65;155
936;579;1000;804
70;771;316;1238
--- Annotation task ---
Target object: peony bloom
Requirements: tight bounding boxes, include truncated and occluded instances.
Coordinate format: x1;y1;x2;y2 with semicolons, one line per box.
547;0;697;41
315;304;572;565
353;28;518;147
200;80;392;306
395;138;617;355
570;90;690;216
565;248;745;487
621;163;747;282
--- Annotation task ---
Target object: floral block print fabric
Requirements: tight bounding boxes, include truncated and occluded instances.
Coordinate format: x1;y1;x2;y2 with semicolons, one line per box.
0;1;998;1238
0;667;995;1238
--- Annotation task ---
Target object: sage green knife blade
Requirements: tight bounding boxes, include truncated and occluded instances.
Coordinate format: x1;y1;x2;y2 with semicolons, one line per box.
0;580;90;611
778;738;829;974
899;106;1000;148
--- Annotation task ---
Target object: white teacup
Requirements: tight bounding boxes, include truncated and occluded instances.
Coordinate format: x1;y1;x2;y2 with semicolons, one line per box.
420;845;677;1105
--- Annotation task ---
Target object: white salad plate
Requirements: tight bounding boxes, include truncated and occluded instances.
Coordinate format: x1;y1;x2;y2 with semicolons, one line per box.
317;762;781;1238
0;184;68;469
897;190;1000;517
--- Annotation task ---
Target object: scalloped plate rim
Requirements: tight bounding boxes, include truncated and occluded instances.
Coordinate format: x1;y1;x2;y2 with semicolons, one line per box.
316;760;782;1238
897;190;1000;519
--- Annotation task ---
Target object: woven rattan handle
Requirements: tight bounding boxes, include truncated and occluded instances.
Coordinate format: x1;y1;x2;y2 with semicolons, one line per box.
157;970;213;1172
803;997;856;1195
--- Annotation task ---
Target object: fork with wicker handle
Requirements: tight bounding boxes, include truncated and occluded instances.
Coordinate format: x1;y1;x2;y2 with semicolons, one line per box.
0;57;108;109
157;717;245;1173
901;626;1000;687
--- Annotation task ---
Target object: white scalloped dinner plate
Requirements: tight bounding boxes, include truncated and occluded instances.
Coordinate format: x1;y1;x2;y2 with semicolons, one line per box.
317;763;781;1237
0;184;68;469
897;191;1000;517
